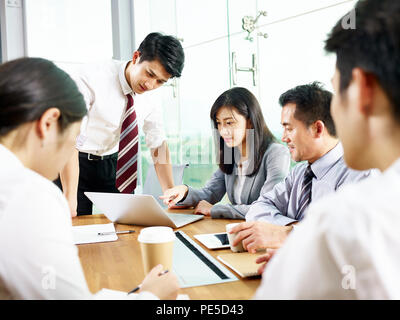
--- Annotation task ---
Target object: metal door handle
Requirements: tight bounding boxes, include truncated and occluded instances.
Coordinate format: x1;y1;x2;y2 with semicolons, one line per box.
231;52;258;86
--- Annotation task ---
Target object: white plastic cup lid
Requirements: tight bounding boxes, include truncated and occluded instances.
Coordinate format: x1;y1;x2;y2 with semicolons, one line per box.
226;223;240;232
138;226;176;243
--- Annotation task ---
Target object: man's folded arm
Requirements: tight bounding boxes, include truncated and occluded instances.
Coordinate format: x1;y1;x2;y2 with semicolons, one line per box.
246;173;297;226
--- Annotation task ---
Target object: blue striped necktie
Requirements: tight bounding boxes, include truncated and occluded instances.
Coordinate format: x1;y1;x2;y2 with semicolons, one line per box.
115;94;139;193
296;165;315;220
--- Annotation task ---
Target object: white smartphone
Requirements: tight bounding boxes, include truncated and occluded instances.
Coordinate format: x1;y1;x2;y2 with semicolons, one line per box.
194;232;230;250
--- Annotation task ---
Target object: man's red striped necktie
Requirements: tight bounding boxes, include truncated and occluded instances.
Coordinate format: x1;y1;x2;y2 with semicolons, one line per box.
115;94;139;193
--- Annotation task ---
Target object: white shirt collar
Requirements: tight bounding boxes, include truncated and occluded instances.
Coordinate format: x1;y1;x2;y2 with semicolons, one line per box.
0;144;24;171
118;61;133;96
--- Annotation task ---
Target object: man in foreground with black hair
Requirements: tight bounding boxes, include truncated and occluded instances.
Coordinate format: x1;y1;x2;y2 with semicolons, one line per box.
255;0;400;299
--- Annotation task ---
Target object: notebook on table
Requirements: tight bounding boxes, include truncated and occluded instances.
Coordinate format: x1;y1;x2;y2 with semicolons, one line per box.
217;252;266;278
72;223;118;245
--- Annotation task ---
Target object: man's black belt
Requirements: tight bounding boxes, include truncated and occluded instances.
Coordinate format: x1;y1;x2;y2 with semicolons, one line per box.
79;152;118;161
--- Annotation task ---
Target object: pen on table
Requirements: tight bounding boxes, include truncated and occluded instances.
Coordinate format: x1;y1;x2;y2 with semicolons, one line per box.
127;270;169;295
98;230;135;236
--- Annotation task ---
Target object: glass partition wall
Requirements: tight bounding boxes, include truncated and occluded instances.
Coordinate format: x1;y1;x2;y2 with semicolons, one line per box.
25;0;113;63
23;0;357;191
135;0;357;188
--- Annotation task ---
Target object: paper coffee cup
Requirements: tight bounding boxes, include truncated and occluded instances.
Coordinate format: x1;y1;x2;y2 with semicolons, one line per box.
226;223;245;253
138;226;176;274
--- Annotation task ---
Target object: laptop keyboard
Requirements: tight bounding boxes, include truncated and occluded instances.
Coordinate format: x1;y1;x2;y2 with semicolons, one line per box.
167;213;202;227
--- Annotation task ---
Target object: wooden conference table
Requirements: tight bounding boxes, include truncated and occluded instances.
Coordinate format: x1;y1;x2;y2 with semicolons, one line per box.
72;209;261;300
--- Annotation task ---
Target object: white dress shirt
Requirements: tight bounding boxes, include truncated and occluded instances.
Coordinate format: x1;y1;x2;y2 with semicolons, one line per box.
70;60;166;156
254;158;400;299
0;144;156;300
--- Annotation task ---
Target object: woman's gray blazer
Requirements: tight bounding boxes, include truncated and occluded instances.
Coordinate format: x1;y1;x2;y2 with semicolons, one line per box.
177;142;291;219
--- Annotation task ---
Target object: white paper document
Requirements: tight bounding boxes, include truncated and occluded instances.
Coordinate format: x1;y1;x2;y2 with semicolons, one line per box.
94;288;190;300
72;223;118;245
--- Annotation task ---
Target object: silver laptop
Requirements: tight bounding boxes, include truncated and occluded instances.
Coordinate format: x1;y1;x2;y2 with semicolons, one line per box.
84;192;204;228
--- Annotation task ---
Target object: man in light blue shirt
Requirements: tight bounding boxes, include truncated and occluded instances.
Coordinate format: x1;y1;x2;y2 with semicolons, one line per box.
230;82;375;253
246;142;368;224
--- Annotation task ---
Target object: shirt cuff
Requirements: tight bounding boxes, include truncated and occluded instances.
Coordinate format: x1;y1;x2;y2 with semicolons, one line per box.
145;132;167;149
277;215;298;226
251;214;297;226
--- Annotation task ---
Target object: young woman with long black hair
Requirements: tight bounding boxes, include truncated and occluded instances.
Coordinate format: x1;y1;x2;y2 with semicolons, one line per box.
161;87;290;219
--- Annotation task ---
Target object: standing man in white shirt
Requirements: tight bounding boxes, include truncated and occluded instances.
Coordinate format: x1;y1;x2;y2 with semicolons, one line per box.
56;32;185;217
255;0;400;299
